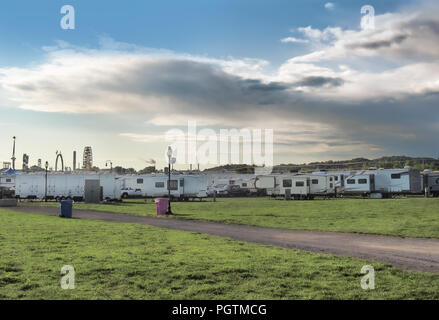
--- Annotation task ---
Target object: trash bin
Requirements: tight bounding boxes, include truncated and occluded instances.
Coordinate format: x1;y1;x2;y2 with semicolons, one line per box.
60;199;73;218
154;198;169;215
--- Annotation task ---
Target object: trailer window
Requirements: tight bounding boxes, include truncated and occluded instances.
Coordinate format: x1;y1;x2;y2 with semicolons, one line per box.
347;179;356;184
283;179;292;188
6;179;11;182
312;179;319;184
330;183;333;188
155;182;164;188
179;179;184;187
391;174;401;179
307;180;310;186
137;178;144;184
334;176;338;181
168;180;178;190
242;183;247;187
329;177;333;182
358;179;367;184
296;181;305;187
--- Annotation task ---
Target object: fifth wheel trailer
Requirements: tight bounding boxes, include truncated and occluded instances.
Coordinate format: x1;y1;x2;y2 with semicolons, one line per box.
15;173;122;201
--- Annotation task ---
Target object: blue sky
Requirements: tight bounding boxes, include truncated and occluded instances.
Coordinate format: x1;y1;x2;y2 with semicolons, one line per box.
0;0;413;67
0;0;438;170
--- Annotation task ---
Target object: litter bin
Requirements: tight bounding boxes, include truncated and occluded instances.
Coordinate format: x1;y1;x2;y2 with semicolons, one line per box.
60;199;73;218
154;198;169;215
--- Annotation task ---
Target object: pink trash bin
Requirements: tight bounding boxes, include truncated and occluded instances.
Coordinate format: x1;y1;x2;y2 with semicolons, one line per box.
155;198;169;215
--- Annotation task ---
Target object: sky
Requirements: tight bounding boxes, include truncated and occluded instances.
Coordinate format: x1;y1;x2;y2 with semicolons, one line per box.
0;0;438;170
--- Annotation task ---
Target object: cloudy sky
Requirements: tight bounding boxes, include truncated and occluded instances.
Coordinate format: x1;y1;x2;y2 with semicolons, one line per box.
0;0;438;170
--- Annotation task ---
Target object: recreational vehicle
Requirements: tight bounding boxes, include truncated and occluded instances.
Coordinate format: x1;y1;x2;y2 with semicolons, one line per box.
255;174;311;199
121;174;208;199
342;172;375;195
423;170;439;197
363;168;422;196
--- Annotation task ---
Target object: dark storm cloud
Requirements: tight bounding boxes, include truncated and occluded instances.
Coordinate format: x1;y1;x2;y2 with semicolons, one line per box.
347;34;409;50
294;76;345;88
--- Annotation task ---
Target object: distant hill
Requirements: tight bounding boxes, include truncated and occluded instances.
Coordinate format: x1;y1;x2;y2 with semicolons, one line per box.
202;156;439;173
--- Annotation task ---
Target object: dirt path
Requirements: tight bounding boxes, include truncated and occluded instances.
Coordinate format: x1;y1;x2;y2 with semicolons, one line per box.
9;205;439;273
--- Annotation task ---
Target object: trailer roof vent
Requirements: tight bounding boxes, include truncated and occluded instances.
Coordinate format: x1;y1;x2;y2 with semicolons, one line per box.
404;165;412;170
423;169;433;173
369;167;377;170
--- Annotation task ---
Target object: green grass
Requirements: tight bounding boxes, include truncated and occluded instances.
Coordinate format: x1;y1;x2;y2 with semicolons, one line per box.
1;208;439;299
25;197;439;238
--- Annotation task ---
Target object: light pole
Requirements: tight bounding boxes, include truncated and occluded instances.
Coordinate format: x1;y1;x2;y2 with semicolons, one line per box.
105;160;113;173
45;161;48;202
167;146;173;215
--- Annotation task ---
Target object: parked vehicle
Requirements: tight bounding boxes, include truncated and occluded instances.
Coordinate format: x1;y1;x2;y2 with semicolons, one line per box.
15;173;122;201
422;170;439;197
121;174;208;199
120;187;143;198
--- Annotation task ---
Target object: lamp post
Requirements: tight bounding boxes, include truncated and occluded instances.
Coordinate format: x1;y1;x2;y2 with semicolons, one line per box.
167;146;173;215
105;160;113;173
45;161;48;202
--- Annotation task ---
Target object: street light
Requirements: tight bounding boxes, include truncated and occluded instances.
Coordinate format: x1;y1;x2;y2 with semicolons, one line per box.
45;161;49;202
167;146;173;215
105;160;113;173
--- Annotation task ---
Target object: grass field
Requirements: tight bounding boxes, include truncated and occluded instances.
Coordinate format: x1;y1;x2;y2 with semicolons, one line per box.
25;197;439;238
1;208;439;299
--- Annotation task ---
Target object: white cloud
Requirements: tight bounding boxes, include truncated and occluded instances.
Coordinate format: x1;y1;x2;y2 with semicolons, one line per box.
324;2;335;10
280;37;309;44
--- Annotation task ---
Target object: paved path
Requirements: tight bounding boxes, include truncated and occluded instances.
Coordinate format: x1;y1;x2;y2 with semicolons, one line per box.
10;205;439;273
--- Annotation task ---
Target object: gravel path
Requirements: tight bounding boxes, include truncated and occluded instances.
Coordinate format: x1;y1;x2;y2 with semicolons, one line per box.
10;205;439;273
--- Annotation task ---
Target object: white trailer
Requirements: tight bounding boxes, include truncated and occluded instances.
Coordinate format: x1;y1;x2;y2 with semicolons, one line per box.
363;168;422;196
307;174;337;196
255;174;311;199
342;172;375;195
15;173;122;201
121;174;208;199
0;174;15;190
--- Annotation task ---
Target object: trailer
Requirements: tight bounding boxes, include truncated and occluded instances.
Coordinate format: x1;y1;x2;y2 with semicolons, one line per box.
121;174;208;199
255;174;311;199
423;170;439;197
363;168;422;196
307;174;337;196
342;172;375;196
15;173;122;201
0;174;15;190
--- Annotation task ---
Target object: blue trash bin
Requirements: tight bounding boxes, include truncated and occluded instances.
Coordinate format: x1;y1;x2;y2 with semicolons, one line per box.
60;200;73;218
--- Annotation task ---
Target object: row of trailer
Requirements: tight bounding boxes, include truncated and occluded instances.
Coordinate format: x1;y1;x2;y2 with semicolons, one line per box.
2;173;209;201
0;167;438;201
254;168;438;199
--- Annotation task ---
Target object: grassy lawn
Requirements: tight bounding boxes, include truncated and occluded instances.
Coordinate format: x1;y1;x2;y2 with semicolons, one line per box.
25;197;439;238
1;208;439;300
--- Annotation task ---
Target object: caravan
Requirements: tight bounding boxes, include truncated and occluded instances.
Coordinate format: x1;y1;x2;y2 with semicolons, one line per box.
121;174;208;199
15;173;122;201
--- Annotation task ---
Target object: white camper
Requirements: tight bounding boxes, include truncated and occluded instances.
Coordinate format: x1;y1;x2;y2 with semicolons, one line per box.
363;168;422;196
121;174;208;199
342;172;375;195
255;174;311;199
